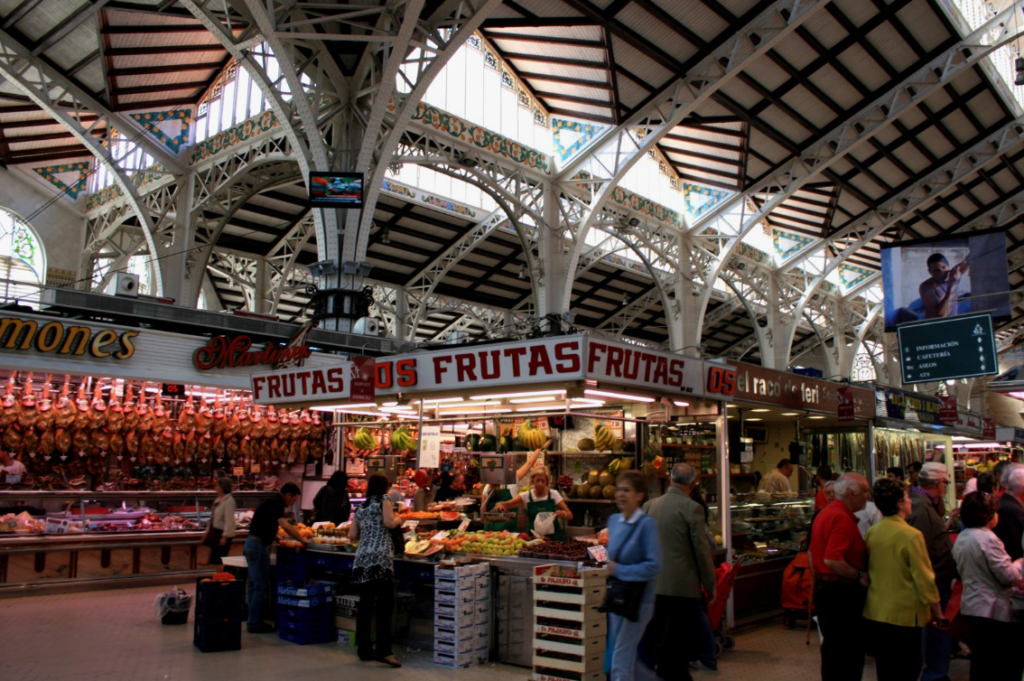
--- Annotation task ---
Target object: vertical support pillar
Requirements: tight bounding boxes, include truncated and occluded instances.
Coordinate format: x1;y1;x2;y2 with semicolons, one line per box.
672;235;700;355
395;288;411;341
763;272;794;370
161;176;196;304
253;257;268;315
537;184;566;322
717;408;734;629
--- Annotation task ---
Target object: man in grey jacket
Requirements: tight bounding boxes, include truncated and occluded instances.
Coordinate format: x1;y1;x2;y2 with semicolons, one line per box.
642;463;717;680
908;462;956;681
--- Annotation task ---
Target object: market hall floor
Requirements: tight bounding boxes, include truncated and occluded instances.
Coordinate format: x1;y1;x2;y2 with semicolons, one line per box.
0;587;970;681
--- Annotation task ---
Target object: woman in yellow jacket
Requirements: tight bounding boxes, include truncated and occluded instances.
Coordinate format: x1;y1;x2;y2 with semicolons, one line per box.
863;478;942;681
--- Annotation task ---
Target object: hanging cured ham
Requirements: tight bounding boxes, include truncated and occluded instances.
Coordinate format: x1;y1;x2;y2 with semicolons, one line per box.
55;427;72;453
73;382;91;431
155;427;173;463
250;406;265;439
121;383;137;431
225;437;240;460
91;429;109;453
197;433;213;460
125;429;139;456
73;429;90;454
0;373;19;428
310;412;325;440
106;385;124;433
211;393;226;436
224;397;242;438
54;376;75;429
299;411;314;438
264;406;281;439
185;430;197;459
39;429;55;457
178;391;196;433
22;427;39;454
195;398;213;435
237;406;253;439
240;435;253;460
212;435;226;458
140;432;156;462
16;373;38;430
172;430;184;463
88;382;107;430
35;377;54;432
151;390;169;433
136;383;153;432
109;431;125;458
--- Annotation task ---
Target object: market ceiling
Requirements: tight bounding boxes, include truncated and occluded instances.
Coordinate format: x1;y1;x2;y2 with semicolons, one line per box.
4;0;1024;363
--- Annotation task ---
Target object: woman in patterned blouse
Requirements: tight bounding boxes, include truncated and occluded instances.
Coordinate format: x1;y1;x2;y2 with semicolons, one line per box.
350;473;402;667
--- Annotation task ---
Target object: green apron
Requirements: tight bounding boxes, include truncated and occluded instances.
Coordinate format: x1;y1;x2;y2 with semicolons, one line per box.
484;488;518;532
527;490;564;541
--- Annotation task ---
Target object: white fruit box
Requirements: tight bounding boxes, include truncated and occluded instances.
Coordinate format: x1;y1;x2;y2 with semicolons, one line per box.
435;589;476;605
534;619;607;640
534;603;603;624
435;626;476;643
433;651;476;668
533;565;607;588
532;635;605;656
534;585;605;605
436;637;476;654
435;565;483;579
475;610;489;625
434;612;475;627
436;602;476;618
436;576;476;591
533;648;605;674
533;669;604;681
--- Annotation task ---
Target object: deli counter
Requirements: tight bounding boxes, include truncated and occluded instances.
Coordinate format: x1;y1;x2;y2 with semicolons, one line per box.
0;490;277;592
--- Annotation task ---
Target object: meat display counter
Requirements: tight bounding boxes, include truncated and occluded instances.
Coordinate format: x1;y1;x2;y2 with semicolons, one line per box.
0;490;276;594
709;494;814;623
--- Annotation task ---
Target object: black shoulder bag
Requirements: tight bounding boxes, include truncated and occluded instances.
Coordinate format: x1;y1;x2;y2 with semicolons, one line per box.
598;517;649;622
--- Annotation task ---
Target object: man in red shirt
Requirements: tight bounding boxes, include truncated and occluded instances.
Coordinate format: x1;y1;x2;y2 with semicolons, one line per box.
809;472;869;681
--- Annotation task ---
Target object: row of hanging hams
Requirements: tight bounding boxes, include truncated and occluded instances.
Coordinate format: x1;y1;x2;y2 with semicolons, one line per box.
3;372;328;480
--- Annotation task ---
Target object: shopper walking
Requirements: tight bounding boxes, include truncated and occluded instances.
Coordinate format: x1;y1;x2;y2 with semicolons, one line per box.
907;463;957;681
350;473;402;667
204;477;236;566
808;472;869;681
312;471;351;525
642;463;717;681
952;492;1024;681
814;464;833;510
687;485;719;671
605;471;661;681
862;478;941;681
994;464;1024;561
244;482;305;633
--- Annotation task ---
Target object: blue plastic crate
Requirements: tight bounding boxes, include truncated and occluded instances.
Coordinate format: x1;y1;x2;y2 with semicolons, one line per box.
275;549;308;583
195;578;245;620
277;595;332;609
278;604;333;624
279;626;338;645
277;582;335;598
194;615;241;653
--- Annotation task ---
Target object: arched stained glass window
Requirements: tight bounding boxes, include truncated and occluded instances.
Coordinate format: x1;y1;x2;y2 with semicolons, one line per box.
0;208;46;304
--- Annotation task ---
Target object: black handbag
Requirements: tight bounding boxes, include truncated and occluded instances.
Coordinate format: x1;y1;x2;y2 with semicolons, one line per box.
598;518;648;622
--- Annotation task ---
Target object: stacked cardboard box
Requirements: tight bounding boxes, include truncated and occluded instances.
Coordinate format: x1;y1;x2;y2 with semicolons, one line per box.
434;563;491;667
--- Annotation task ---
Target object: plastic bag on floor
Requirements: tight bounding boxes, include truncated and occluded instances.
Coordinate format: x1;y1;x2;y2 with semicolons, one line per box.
154;587;192;619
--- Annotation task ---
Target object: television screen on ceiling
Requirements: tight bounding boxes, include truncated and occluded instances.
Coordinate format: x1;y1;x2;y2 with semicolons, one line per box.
879;228;1010;331
309;171;364;207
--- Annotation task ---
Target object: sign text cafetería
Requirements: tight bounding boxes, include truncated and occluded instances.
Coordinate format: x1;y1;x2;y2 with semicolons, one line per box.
193;335;312;371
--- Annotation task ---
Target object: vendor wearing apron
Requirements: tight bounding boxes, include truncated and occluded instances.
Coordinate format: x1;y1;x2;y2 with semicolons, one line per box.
495;466;573;540
483;445;546;532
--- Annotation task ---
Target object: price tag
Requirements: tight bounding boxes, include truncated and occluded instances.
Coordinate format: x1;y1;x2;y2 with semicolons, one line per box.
5;475;21;484
232;467;245;476
251;464;261;473
45;517;70;534
457;518;470;534
402;520;419;530
587;545;608;563
430;530;450;542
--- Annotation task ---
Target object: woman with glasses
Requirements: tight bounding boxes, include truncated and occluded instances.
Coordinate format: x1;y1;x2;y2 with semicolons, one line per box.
952;492;1024;681
862;478;941;680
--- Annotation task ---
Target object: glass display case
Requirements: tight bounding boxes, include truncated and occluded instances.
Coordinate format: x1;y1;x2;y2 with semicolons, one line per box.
648;420;720;499
726;495;813;557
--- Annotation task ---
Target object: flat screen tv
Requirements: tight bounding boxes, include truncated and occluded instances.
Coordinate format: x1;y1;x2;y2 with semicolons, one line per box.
309;171;364;207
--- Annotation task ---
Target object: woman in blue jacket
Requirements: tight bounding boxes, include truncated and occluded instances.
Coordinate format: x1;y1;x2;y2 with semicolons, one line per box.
606;470;662;681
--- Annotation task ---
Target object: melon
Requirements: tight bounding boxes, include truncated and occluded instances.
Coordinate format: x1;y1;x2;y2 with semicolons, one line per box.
613;438;626;453
499;436;513;452
587;470;600;486
603;485;617;499
440;511;460;522
577;483;592;498
599;472;615;487
465;434;481;450
590;484;605;499
578;437;596;451
568;484;578;498
478;434;497;451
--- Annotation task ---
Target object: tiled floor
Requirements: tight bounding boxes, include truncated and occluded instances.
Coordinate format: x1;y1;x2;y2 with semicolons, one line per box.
0;587;970;681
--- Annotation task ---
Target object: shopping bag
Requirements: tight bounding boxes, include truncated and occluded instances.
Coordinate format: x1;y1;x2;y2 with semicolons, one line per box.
534;512;557;536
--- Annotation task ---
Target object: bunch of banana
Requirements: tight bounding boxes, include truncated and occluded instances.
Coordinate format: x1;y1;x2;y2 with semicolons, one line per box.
391;426;415;452
594;425;615;451
354;427;378;451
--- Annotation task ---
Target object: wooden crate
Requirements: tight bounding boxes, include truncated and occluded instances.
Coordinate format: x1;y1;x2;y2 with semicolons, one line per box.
533;670;604;681
534;618;607;640
534;602;603;623
532;648;605;674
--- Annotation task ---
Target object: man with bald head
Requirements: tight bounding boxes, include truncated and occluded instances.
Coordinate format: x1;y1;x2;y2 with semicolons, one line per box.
641;463;718;679
808;472;870;681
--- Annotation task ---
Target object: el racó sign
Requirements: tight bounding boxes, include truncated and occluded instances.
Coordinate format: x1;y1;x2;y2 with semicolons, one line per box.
734;363;874;418
374;336;737;400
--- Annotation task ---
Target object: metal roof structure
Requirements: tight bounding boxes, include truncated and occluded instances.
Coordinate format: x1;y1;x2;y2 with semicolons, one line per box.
2;0;1024;392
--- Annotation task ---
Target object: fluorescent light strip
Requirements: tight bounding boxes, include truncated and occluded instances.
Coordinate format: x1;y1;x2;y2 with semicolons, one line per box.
469;390;566;400
411;397;464;404
749;408;770;413
569;399;605;406
510;396;557;404
516;406;560;412
674;401;690;407
336;410;389;417
584;389;655;403
440;408;513;415
745;418;763;422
